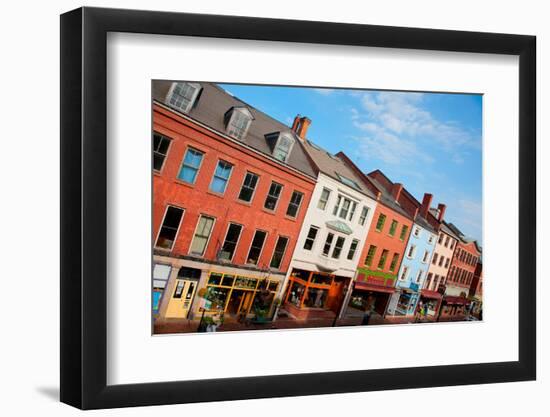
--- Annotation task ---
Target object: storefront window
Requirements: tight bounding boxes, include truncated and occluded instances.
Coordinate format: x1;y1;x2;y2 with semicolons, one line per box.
234;276;258;289
287;281;306;307
208;273;223;285
205;286;230;309
310;273;332;285
291;268;310;282
221;274;235;287
304;287;329;308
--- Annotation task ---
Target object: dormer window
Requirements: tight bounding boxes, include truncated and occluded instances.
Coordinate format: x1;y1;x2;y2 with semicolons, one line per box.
336;173;361;190
225;107;253;140
166;82;201;113
273;133;295;162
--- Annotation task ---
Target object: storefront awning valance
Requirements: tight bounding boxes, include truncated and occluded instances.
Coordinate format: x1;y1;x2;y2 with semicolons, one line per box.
355;281;395;294
420;289;442;299
444;296;469;305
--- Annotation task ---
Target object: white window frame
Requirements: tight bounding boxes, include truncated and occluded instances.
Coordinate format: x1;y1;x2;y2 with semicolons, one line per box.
303;225;320;251
189;215;216;257
317;187;332;210
286;190;304;218
358;206;369;226
399;266;409;281
219;222;244;262
166;82;201;113
422;250;430;263
178;146;205;185
407;244;417;259
226;107;253;140
347;239;360;260
413;226;421;238
154;205;185;250
416;269;424;284
331;236;346;259
237;171;260;203
270;235;290;270
245;229;268;266
272;133;295;162
264;181;284;211
209;159;234;195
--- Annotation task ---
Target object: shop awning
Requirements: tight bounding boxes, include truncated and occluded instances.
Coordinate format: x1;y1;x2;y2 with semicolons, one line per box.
444;296;469;305
355;281;395;294
421;290;442;300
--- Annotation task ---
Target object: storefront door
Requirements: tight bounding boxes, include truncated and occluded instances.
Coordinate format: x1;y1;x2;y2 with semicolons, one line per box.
227;290;254;315
165;279;197;319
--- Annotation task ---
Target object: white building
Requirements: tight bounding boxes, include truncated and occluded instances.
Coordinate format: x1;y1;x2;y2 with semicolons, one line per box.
279;116;379;321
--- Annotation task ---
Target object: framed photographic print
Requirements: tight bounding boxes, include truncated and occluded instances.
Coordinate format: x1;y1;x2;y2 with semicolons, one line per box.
60;6;536;410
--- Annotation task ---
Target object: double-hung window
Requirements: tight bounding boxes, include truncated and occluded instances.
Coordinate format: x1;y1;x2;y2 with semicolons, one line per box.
238;172;259;202
190;215;215;256
377;249;389;269
303;226;319;251
247;230;267;265
178;147;204;184
264;182;283;211
389;253;400;272
156;206;184;250
365;245;377;266
317;188;331;210
358;206;369;225
347;239;359;260
153;133;171;171
388;219;398;236
286;191;304;218
209;160;233;194
375;213;387;232
331;237;346;259
219;223;242;261
322;233;334;256
270;236;289;269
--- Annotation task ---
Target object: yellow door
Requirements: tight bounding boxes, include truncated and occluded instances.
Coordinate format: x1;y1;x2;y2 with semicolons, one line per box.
165;279;197;319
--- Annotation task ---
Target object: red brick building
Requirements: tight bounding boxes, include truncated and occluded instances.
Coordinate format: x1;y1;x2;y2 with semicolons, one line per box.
151;81;317;324
440;223;482;320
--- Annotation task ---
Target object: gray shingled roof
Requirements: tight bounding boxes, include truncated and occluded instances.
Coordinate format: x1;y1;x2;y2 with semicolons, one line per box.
152;81;317;178
366;176;413;219
299;140;377;199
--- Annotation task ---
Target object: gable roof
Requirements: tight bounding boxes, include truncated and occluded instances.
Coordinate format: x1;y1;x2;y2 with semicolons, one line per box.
152;81;317;178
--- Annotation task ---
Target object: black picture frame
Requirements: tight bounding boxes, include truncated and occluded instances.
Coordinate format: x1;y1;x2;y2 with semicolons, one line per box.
60;6;536;410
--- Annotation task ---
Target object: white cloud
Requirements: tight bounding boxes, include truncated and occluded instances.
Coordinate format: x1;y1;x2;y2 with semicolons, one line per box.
352;91;480;165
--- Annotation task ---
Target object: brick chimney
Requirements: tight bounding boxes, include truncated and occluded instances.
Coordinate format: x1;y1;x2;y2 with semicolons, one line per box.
291;115;311;139
291;114;301;131
437;203;446;222
420;193;433;219
391;183;403;202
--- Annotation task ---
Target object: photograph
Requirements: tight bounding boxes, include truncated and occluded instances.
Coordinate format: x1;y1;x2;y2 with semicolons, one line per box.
151;81;483;335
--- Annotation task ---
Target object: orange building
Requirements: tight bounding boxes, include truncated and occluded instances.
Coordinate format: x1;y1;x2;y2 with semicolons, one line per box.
151;81;317;324
335;166;418;318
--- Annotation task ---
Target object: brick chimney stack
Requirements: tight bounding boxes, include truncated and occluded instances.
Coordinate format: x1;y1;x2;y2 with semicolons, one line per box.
437;203;446;222
291;114;312;140
420;193;433;219
391;183;403;202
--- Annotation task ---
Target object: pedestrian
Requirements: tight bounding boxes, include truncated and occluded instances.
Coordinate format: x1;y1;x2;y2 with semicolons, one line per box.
361;303;374;325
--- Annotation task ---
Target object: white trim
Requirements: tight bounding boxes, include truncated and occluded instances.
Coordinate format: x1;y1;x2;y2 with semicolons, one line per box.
226;107;253;140
269;235;290;270
286;189;304;218
154;204;185;251
303;225;320;252
152;131;172;173
316;187;332;211
245;229;269;266
188;214;217;257
219;222;244;263
209;159;234;195
272;132;295;163
237;170;260;203
154;100;317;181
165;81;201;113
263;181;284;212
178;145;205;185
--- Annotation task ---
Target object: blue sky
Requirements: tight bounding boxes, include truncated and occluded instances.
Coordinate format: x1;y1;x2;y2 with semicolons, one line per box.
220;83;482;243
